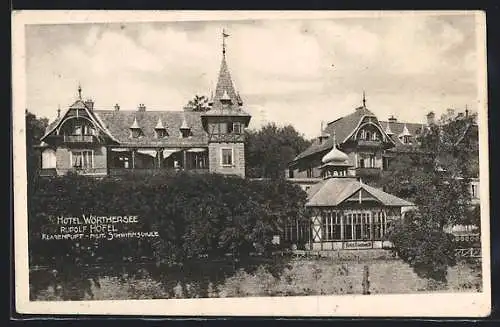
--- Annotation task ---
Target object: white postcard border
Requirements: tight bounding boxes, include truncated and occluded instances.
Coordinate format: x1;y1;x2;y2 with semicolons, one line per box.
12;10;491;317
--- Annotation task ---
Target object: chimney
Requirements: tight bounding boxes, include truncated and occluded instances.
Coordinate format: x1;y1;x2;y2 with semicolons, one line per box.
388;115;397;123
426;111;435;125
447;108;455;117
114;103;120;111
138;103;146;112
84;98;94;111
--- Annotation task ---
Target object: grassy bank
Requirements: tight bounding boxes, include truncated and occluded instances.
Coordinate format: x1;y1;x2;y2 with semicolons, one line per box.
32;257;482;300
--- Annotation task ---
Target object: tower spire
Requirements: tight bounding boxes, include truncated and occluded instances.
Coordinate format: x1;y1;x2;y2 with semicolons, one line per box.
362;90;366;108
211;30;240;112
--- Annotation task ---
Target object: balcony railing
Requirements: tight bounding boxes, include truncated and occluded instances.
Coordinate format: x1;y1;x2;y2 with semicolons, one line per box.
109;168;210;176
357;139;382;147
63;135;98;144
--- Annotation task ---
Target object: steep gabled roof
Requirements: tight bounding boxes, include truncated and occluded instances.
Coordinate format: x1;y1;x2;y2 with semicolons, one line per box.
305;177;414;207
294;107;391;161
379;120;424;152
93;110;208;147
40;99;119;143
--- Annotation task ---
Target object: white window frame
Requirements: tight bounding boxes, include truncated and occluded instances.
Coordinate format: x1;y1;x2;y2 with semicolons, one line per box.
70;150;95;170
220;147;234;167
233;122;242;134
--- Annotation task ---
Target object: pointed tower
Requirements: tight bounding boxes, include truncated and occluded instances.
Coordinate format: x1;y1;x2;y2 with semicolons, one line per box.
201;30;252;178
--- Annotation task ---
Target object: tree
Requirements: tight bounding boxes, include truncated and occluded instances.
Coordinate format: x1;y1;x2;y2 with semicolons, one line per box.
184;95;210;112
25;110;49;189
245;123;311;179
387;112;479;283
28;173;309;299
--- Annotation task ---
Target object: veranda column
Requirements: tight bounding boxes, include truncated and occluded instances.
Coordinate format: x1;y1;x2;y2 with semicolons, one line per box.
340;210;344;243
370;211;374;240
183;150;188;171
131;149;136;169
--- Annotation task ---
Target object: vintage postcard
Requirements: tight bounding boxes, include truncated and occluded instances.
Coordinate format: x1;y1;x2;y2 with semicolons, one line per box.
12;10;490;316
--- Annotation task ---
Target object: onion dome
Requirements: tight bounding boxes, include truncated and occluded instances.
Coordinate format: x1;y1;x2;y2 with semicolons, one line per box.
322;144;349;164
321;132;349;165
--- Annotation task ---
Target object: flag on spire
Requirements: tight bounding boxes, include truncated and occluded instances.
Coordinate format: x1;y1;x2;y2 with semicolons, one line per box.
222;29;230;55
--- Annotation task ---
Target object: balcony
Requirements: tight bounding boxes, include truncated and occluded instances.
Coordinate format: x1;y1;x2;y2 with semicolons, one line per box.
108;168;209;177
355;167;382;178
63;135;99;144
357;140;382;148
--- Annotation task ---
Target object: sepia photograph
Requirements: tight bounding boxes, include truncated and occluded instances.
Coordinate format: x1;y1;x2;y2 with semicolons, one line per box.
12;10;490;316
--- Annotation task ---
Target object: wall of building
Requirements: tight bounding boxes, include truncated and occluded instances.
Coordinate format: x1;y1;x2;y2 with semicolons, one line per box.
55;146;107;175
208;142;245;177
55;147;71;174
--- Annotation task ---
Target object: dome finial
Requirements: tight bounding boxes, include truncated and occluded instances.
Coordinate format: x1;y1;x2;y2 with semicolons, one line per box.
321;129;349;164
362;90;366;108
78;83;82;100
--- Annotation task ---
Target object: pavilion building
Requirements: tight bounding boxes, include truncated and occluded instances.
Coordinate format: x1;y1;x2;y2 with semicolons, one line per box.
285;132;415;251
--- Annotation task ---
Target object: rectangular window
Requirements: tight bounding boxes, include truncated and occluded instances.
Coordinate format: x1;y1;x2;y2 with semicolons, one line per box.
362;213;370;239
372;211;386;239
219;123;228;134
72;150;93;169
221;148;233;166
354;213;362;240
74;125;82;135
369;155;376;168
233;122;242;134
156;129;167;138
345;213;353;240
322;212;342;241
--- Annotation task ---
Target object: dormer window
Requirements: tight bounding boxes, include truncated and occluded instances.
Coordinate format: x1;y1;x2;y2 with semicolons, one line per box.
156;129;167;138
180;116;192;138
131;129;143;138
398;124;412;145
129;117;143;138
154;117;168;138
402;136;411;144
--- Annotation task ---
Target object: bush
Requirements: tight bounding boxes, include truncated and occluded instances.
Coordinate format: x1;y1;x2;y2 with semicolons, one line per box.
387;211;457;283
28;173;308;299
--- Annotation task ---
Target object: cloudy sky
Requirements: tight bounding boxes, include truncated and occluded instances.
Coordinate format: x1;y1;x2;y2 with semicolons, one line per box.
25;12;481;138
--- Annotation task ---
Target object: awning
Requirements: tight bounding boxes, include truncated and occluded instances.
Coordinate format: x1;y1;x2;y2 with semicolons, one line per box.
137;149;158;157
111;148;131;152
186;148;207;153
162;148;181;158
